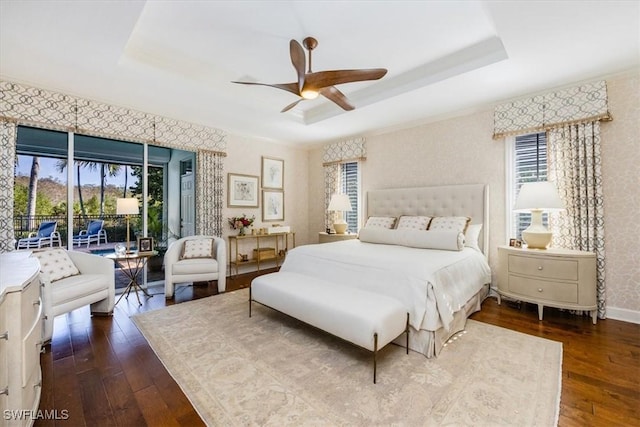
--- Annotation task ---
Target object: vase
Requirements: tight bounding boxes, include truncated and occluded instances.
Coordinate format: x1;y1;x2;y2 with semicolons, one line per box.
238;227;246;236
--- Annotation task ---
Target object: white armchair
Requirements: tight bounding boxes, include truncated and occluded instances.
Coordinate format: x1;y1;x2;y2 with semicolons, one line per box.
35;250;115;342
164;235;226;298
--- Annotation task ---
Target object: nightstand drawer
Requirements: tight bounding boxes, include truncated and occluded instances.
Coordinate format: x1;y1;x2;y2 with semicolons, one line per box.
508;276;578;303
508;255;578;281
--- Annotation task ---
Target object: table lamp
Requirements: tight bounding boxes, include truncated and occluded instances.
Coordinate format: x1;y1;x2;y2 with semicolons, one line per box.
328;194;353;234
514;181;564;249
117;198;139;254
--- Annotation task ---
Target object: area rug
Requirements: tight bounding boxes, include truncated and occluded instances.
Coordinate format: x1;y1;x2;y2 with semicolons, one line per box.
132;289;562;426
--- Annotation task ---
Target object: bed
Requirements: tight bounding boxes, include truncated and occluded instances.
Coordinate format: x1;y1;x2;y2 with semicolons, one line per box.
280;184;491;358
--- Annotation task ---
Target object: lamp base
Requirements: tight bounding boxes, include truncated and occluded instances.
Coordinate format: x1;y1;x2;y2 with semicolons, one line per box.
333;222;348;234
522;228;552;250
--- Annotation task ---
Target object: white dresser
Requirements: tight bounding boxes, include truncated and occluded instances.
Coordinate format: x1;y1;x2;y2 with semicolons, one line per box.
0;253;43;426
497;245;597;324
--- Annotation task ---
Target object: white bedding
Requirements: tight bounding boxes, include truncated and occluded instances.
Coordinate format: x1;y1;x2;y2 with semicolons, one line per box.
280;240;491;332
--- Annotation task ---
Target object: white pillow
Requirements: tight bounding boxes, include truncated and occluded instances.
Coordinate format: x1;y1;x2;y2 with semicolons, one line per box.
464;223;483;252
396;215;431;230
364;216;396;229
32;249;79;282
429;216;471;233
180;238;214;260
358;228;464;251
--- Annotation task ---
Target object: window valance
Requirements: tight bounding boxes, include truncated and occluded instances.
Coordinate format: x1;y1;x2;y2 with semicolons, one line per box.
493;80;611;139
0;80;227;154
322;137;366;166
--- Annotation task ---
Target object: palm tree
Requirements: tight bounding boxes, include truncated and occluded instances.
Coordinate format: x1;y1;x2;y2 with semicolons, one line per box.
56;159;91;218
26;156;40;230
99;163;121;215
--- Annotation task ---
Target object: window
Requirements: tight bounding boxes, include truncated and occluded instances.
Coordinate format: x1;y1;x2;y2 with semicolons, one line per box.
340;161;360;233
508;132;548;240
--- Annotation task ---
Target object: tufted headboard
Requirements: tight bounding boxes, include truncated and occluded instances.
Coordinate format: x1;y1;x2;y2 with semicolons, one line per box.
366;184;489;256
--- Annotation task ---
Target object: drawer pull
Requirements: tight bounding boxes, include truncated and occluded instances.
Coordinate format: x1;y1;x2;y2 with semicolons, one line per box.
0;387;8;396
33;300;41;306
538;288;543;292
34;380;42;389
0;331;8;340
537;266;543;271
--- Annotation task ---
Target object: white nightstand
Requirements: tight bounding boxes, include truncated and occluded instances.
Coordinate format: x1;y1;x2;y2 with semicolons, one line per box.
497;245;597;324
318;232;358;244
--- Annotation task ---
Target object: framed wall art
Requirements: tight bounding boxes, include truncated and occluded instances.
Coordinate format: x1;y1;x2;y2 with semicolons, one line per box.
262;190;284;222
261;156;284;189
227;173;259;207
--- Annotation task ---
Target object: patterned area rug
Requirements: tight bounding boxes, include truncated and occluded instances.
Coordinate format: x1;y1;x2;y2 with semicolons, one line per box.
132;289;562;426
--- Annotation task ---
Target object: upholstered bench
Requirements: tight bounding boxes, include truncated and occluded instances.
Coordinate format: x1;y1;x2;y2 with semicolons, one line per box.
250;271;409;383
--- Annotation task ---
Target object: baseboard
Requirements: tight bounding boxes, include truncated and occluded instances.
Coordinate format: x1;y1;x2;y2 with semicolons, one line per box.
606;306;640;324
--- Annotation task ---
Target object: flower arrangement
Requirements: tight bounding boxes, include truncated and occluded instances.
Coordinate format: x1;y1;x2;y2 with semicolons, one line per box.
228;214;255;233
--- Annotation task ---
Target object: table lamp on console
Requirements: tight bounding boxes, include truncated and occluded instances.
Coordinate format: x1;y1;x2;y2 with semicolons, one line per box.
117;198;139;254
513;181;565;249
328;193;353;234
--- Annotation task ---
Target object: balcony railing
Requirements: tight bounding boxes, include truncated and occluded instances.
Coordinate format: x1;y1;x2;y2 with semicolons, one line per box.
13;214;141;245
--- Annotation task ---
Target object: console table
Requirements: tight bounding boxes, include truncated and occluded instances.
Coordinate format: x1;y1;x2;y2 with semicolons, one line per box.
228;232;295;277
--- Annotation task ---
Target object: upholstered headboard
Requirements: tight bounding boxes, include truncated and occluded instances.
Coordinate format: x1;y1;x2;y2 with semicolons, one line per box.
366;184;489;256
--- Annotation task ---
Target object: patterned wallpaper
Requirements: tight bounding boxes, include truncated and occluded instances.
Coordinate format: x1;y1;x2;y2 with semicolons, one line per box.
599;71;640;314
308;70;639;317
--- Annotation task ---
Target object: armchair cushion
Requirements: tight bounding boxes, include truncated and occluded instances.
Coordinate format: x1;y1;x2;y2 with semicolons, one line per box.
172;258;219;275
180;238;214;259
51;273;111;306
33;249;79;282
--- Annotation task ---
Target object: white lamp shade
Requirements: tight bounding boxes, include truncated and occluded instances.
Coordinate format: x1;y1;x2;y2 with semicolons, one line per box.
328;194;353;212
116;198;139;215
514;182;564;212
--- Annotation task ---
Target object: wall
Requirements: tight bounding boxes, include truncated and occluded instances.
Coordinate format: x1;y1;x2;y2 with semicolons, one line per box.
224;134;310;272
307;70;639;321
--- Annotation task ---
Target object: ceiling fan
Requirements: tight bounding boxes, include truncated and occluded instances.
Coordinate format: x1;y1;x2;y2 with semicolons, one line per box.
232;37;387;113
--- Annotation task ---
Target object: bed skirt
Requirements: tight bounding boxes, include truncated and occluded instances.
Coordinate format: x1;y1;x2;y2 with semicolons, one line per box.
393;283;490;358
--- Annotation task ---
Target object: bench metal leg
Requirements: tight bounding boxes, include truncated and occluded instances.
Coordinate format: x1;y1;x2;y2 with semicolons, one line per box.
373;333;378;384
406;313;410;355
249;287;252;318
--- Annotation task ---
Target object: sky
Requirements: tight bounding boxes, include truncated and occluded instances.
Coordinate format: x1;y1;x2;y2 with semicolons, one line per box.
15;155;131;187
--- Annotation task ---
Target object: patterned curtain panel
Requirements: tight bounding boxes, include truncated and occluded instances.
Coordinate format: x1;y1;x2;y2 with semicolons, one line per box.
322;137;365;229
494;80;611;138
324;164;340;229
0;121;17;252
196;151;225;237
548;121;606;318
322;137;366;165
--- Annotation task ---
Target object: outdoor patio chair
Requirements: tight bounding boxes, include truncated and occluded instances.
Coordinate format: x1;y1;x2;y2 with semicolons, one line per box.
16;220;62;249
73;219;108;248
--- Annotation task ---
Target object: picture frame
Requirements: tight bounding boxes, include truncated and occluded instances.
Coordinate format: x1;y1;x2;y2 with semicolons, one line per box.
227;173;259;207
514;239;523;248
137;237;154;254
509;238;517;247
261;156;284;189
262;190;284;222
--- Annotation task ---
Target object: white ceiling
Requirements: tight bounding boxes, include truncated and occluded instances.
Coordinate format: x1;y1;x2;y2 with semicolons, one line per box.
1;1;638;147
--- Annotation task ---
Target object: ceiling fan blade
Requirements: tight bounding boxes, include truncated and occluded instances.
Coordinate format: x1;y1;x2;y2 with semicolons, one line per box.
305;68;388;90
281;98;304;113
232;81;300;96
320;86;354;111
289;39;306;93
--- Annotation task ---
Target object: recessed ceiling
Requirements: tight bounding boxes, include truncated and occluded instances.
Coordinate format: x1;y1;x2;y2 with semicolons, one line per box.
1;1;638;146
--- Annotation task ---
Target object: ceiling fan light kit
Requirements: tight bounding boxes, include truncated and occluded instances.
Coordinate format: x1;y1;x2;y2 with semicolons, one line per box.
233;37;387;112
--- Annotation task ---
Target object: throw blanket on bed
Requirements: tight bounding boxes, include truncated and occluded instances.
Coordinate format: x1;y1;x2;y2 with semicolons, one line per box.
280;240;491;332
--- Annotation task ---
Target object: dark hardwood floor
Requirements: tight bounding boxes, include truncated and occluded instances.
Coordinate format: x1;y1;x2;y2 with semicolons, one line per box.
36;273;639;426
